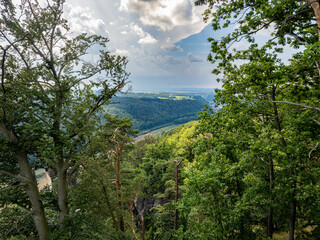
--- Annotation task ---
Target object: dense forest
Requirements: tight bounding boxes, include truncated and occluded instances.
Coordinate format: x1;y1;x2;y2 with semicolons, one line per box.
1;0;320;240
104;95;207;133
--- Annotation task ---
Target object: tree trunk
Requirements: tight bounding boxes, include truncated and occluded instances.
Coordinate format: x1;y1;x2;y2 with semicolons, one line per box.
303;0;320;42
140;213;145;240
17;151;49;240
174;164;179;232
0;124;49;239
267;158;274;239
102;183;118;230
272;88;296;240
302;0;320;76
115;151;125;232
57;164;69;226
129;202;139;240
289;189;297;240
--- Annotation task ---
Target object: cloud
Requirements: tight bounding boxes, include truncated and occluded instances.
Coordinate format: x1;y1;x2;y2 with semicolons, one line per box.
187;52;203;62
138;34;158;44
115;48;130;56
64;3;109;36
63;0;213;90
125;23;158;44
120;0;201;31
161;44;184;52
154;55;185;66
130;24;145;37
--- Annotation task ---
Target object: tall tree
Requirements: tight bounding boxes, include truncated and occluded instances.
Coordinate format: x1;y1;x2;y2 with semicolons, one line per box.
192;1;320;239
0;0;128;238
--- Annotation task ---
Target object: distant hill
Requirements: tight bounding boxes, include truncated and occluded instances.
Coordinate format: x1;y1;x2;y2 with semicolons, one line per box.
104;93;210;134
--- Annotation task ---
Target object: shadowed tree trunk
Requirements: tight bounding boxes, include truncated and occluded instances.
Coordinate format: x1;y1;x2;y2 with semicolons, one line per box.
0;124;49;240
272;87;296;240
267;157;274;239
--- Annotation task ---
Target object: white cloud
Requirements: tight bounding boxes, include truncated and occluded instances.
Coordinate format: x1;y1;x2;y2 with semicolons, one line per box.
120;0;202;31
130;24;145;37
64;3;109;36
161;44;184;52
138;34;158;44
125;23;158;44
115;48;130;56
63;0;213;90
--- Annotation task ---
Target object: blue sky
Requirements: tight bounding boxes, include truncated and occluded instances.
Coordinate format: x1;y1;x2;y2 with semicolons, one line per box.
64;0;221;91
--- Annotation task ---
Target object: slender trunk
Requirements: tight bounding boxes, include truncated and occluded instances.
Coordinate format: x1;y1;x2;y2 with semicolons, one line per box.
57;164;69;226
173;159;183;232
289;182;297;240
260;115;274;238
140;213;145;240
129;202;139;240
267;158;274;239
102;183;118;230
17;151;49;240
0;124;49;239
174;164;179;232
53;92;70;227
272;87;296;240
115;150;125;232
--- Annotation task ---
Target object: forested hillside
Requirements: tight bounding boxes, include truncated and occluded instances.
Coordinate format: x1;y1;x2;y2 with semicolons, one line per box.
104;95;207;133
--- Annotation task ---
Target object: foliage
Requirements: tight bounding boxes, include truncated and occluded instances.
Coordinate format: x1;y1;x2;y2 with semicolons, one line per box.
105;96;206;132
0;0;128;239
129;122;198;239
174;1;320;239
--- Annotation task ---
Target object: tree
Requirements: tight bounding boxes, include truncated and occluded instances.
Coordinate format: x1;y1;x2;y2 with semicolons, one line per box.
189;1;320;239
104;115;138;232
0;0;128;239
57;115;138;239
179;47;320;238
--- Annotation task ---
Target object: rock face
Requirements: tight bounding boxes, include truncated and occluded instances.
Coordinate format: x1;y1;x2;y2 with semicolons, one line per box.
47;168;56;182
134;196;169;218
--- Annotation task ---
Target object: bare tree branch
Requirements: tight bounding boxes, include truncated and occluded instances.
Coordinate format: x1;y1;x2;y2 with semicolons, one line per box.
269;100;320;111
309;142;319;158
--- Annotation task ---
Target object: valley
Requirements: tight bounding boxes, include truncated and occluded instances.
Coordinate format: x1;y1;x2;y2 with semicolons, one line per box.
104;90;215;135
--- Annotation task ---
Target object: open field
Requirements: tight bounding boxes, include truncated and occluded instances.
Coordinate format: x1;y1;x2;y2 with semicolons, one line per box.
134;124;178;143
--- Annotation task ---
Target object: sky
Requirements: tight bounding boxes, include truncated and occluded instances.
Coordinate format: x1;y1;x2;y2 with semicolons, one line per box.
63;0;219;91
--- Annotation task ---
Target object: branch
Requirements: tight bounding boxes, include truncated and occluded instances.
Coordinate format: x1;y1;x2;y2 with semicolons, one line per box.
0;45;9;95
0;169;20;180
68;80;125;140
0;122;18;143
17;205;32;215
67;164;81;184
286;32;309;45
0;183;21;192
0;169;33;184
309;142;319;158
26;0;51;52
165;158;184;166
269;100;320;111
0;30;49;98
314;119;320;126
